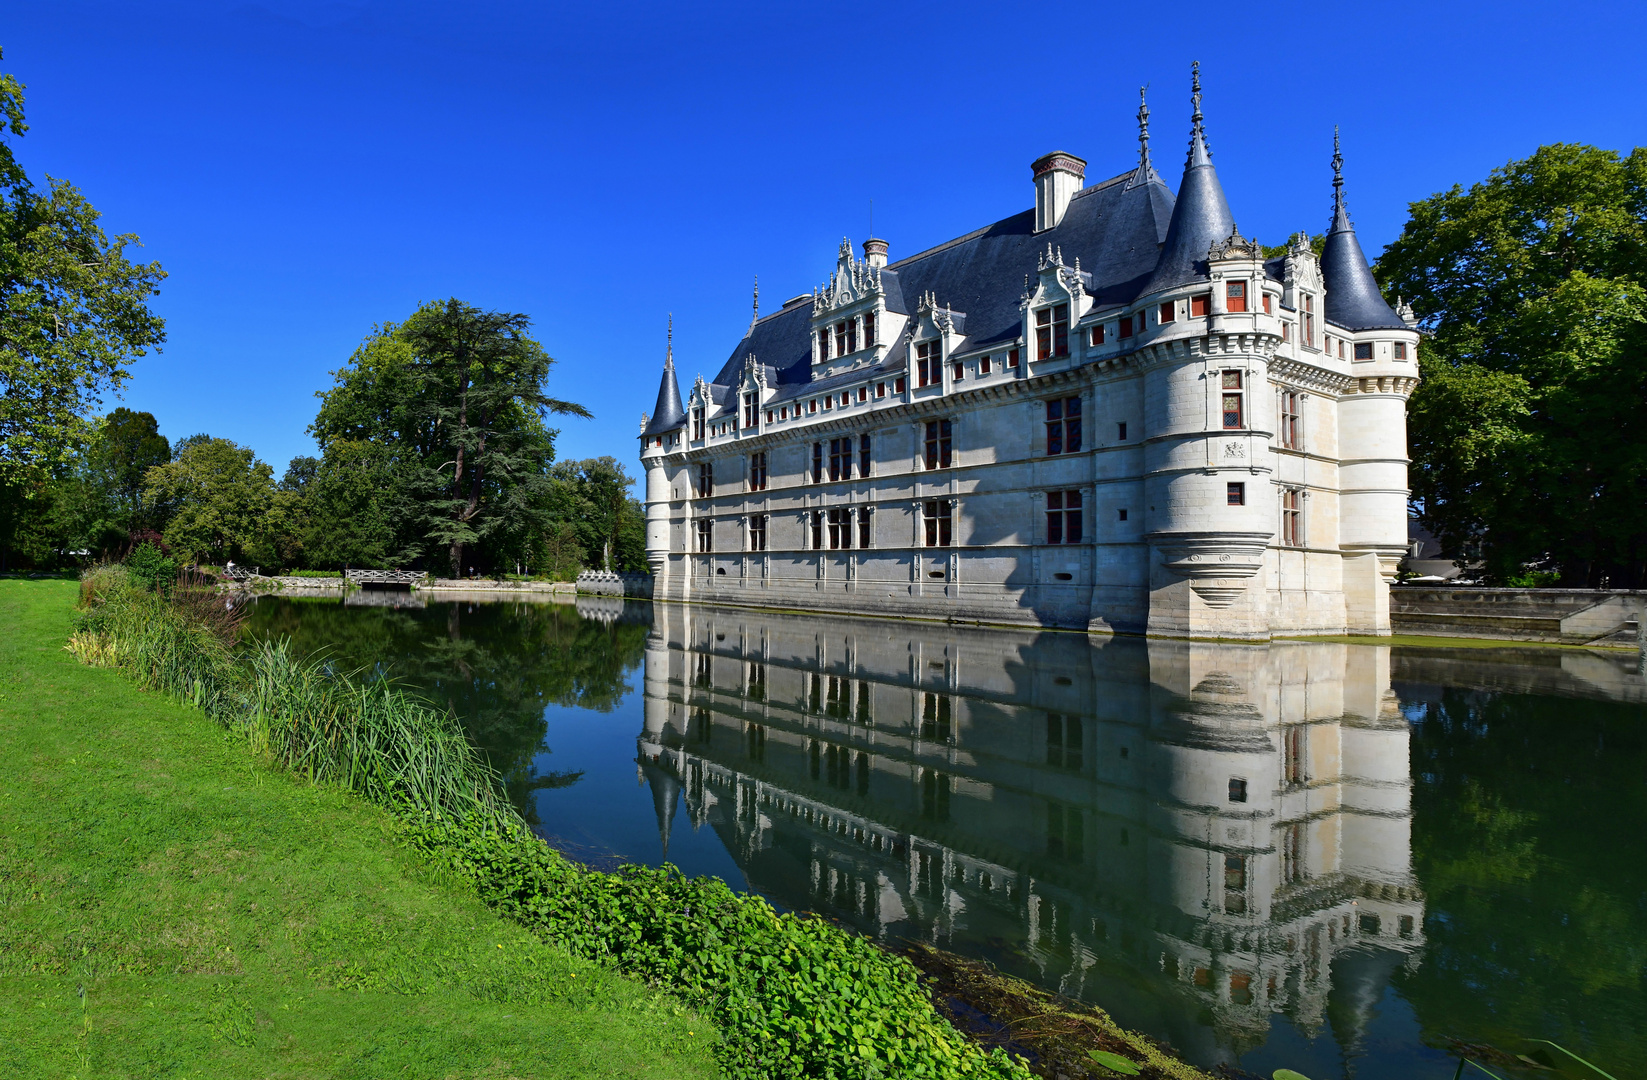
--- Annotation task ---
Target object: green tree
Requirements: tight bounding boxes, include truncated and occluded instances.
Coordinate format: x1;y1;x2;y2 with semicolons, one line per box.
312;299;590;576
1376;144;1647;586
547;456;646;573
0;50;167;568
143;436;278;567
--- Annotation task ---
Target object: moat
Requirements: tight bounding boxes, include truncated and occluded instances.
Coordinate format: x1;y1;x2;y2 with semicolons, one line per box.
244;592;1647;1079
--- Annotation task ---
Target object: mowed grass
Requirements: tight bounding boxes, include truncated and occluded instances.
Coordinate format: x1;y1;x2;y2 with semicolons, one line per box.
0;580;719;1080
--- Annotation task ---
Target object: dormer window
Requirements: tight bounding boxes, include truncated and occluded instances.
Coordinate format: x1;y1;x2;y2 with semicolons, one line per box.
692;408;705;441
743;393;757;427
1303;295;1316;347
1226;281;1248;313
1035;303;1070;360
917;341;942;387
834;320;858;356
864;310;876;347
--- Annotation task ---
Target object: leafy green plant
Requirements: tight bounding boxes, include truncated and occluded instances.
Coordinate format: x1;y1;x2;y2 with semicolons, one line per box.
1088;1049;1141;1074
123;541;176;592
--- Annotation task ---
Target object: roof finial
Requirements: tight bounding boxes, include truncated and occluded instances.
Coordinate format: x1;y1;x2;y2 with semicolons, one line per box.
1331;125;1349;227
1138;84;1152;168
666;313;674;368
1190;61;1204;152
749;276;759;330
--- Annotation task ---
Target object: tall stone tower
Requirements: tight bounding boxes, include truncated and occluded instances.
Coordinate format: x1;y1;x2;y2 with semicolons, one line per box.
640;322;685;584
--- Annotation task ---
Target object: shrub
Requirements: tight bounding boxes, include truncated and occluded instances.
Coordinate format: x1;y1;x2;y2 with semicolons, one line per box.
124;541;178;592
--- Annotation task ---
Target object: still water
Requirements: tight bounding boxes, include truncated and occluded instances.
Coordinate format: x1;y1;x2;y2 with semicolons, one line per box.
244;591;1647;1080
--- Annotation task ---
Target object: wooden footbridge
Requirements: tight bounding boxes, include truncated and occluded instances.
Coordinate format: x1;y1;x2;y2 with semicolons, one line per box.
344;569;427;586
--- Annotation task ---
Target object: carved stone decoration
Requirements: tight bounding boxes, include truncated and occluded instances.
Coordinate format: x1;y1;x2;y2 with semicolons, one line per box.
1208;223;1261;261
640;412;650;432
813;237;883;316
1150;530;1272;608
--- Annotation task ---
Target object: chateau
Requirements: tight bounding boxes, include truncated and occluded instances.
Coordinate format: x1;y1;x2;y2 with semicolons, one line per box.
639;67;1420;639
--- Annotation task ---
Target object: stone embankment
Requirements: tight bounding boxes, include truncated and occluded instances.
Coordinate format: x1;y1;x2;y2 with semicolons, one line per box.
1391;587;1644;646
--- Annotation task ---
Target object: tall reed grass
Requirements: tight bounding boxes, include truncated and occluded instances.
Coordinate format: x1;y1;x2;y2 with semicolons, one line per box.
70;565;521;834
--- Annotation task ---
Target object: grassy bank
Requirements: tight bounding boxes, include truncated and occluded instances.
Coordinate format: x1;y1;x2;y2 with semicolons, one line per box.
45;570;1217;1080
0;578;718;1079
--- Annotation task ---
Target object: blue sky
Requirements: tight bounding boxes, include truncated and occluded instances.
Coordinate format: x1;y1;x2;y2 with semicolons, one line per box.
6;1;1645;481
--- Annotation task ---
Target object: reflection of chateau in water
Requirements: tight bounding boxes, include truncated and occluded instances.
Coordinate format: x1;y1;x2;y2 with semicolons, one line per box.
637;604;1424;1061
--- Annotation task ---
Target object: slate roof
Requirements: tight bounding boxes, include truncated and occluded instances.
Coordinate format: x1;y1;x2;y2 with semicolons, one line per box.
1144;124;1235;293
642;356;686;436
696;170;1175;413
1321;202;1407;331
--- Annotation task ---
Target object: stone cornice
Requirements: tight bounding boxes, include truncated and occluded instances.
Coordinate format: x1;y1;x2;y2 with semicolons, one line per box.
1341;374;1420;400
1268;356;1354;394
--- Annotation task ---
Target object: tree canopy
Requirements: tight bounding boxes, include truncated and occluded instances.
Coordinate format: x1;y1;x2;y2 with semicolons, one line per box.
1377;144;1647;586
311;299;591;576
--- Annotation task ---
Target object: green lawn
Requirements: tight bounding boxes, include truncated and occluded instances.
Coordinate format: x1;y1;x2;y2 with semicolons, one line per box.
0;580;719;1080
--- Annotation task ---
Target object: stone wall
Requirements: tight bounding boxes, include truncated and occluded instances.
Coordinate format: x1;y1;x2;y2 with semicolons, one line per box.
575;571;654;599
1390;587;1645;645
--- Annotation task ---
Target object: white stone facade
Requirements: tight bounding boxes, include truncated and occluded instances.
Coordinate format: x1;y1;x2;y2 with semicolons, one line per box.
639;76;1419;640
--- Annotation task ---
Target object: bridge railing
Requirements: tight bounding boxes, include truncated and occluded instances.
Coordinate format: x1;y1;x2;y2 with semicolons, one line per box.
344;569;428;586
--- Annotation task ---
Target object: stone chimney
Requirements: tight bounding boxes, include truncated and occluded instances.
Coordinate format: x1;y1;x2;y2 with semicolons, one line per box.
1032;151;1086;232
863;237;888;269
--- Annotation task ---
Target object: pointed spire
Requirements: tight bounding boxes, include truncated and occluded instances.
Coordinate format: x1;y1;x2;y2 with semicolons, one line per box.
1125;85;1162;191
1143;62;1236;293
1320;130;1408;331
1330;125;1351;231
749;276;760;331
643;316;687;437
1187;60;1211;164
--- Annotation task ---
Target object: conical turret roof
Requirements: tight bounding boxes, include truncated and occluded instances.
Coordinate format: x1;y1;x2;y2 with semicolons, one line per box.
1321;131;1407;332
642;320;687;437
1144;63;1235;294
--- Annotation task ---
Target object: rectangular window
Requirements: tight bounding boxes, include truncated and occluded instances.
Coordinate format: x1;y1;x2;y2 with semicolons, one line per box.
749;451;768;491
1282;488;1303;546
1007;348;1019;369
864;310;876;346
847;319;858;354
875;381;886;398
812;442;823;484
1354;341;1374;360
835;321;848;357
922;500;952;546
980;354;992;374
810;510;822;550
1303;294;1315;346
1227;482;1245;506
1119;314;1135;339
1159;301;1176;324
818;328;830;361
827;507;853;550
695;518;714;552
696;462;713;498
1089;324;1105;347
1045;396;1082;455
823;395;832;411
1226;280;1248;313
1279;390;1301;450
1228;777;1249;803
859;434;872;476
1339;339;1347;359
1222;371;1244;429
951;361;963;381
1035;304;1070;359
692;408;705;441
857;386;867;403
1394;341;1408;360
857;507;872;548
921;692;952;741
1046;489;1083;544
743;392;758;428
1117;421;1127;441
749;513;767;552
765;410;774;424
1283;724;1307;787
894;376;906;393
828;437;852;482
1118;508;1128;521
1262;293;1273;314
808;399;817;414
1191;293;1211;318
923;419;953;469
916;340;942;387
1282;322;1291;342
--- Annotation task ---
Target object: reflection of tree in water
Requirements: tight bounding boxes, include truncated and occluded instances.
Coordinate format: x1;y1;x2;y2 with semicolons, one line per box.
1403;688;1647;1074
243;597;650;821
